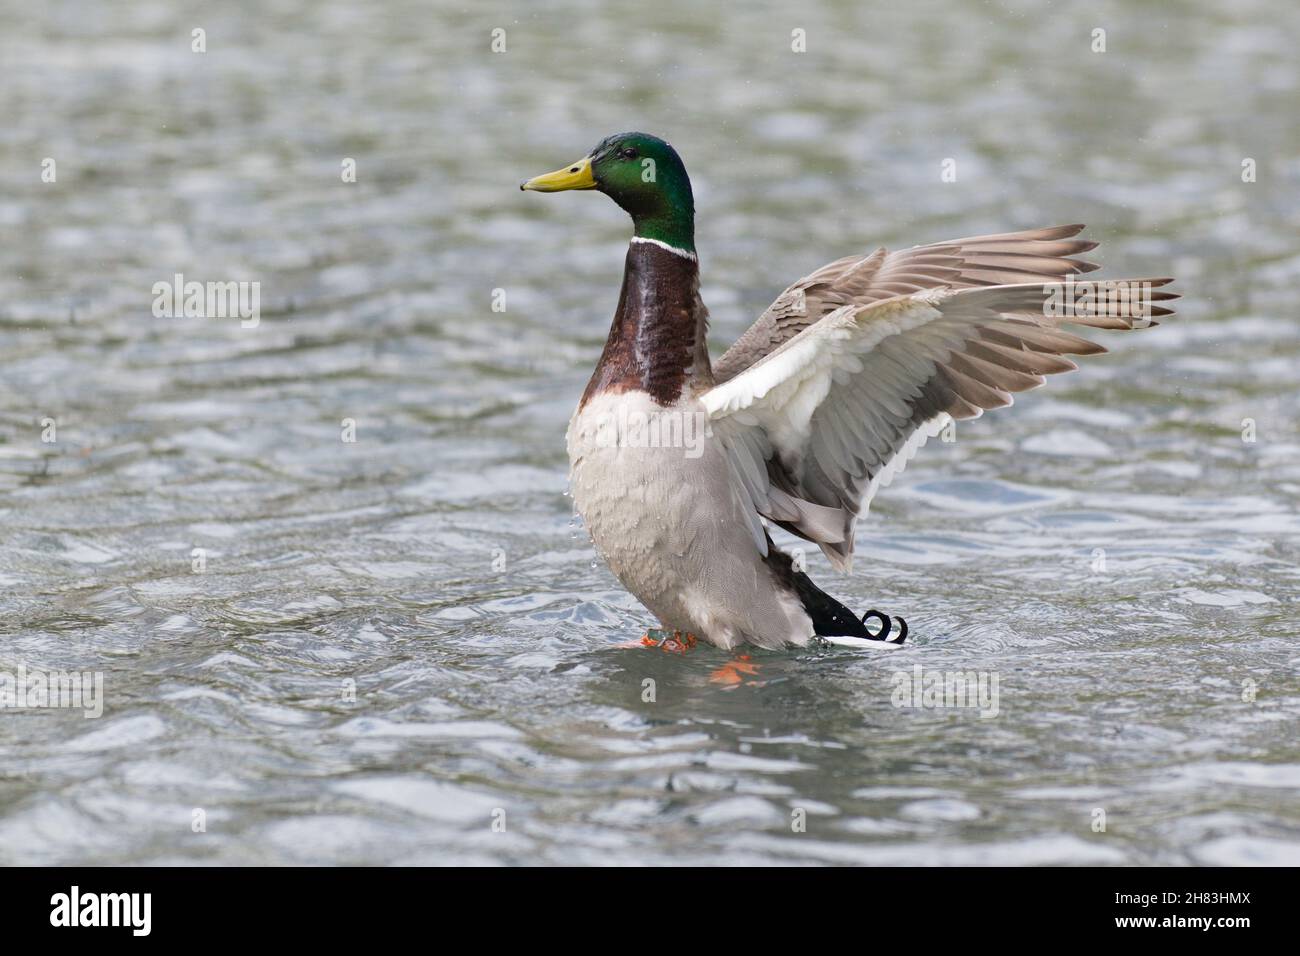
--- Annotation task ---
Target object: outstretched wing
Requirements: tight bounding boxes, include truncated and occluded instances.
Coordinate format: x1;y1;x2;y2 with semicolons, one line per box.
713;224;1103;383
702;276;1178;571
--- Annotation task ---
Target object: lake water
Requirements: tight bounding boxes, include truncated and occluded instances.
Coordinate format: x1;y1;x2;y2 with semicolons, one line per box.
0;0;1297;865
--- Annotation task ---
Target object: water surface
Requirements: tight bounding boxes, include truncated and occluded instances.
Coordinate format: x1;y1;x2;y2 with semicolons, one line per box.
0;0;1297;864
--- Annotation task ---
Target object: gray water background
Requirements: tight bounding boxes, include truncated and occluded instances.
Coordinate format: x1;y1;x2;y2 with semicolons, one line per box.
0;0;1297;864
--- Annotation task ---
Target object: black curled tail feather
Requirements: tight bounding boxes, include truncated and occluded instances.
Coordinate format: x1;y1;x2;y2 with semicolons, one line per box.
763;536;905;643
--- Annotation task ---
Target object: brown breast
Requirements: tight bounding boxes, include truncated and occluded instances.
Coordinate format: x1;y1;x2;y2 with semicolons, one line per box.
580;241;712;409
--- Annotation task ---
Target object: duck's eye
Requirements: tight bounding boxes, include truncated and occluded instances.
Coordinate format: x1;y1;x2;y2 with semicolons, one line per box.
620;147;638;160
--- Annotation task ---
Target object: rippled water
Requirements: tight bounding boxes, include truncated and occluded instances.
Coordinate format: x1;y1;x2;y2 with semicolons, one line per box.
1;0;1298;865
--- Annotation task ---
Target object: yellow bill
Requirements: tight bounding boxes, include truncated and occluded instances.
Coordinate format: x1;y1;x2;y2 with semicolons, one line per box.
520;156;596;192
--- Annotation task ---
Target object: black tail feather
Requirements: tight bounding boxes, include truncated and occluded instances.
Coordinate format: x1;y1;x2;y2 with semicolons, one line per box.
763;536;906;643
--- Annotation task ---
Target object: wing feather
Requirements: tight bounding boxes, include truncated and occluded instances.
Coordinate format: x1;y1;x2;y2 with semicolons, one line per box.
703;273;1177;570
713;224;1106;383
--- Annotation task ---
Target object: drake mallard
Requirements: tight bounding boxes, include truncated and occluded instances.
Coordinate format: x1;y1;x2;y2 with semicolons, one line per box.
522;132;1176;651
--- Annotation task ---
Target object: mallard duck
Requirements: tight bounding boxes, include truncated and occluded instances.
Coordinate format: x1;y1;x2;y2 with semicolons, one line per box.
522;132;1176;652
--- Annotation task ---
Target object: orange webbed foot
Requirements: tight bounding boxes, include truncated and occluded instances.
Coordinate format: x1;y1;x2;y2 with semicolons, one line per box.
709;653;761;685
657;630;698;654
622;629;700;652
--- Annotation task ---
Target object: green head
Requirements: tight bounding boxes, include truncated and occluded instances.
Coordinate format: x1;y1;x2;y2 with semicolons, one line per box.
521;132;696;254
